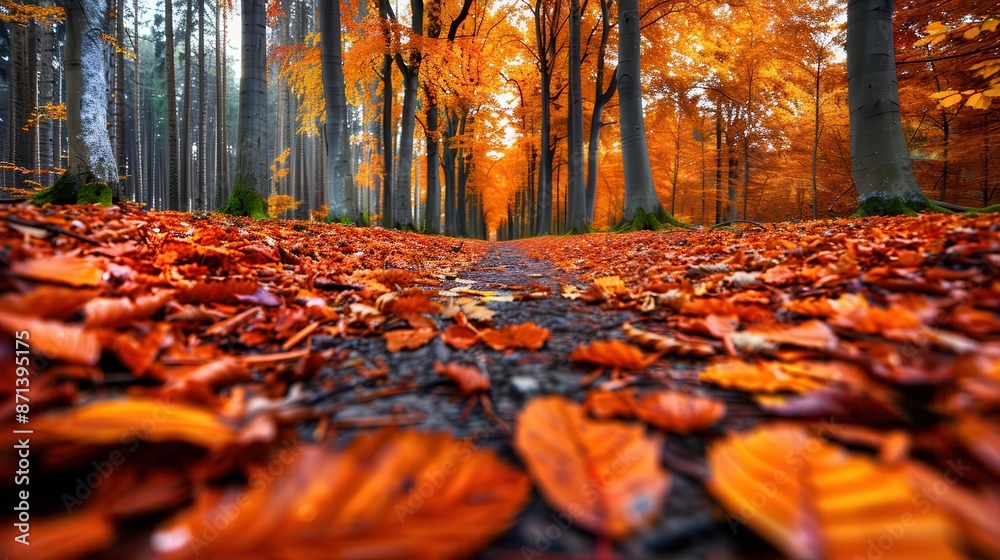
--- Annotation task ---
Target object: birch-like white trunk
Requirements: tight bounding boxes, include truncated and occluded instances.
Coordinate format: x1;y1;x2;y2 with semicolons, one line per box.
63;0;118;188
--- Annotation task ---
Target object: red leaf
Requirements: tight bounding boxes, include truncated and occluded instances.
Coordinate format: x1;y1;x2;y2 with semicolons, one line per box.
434;360;490;394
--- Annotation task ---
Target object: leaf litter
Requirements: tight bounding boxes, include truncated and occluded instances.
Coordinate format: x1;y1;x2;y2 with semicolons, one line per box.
2;205;1000;558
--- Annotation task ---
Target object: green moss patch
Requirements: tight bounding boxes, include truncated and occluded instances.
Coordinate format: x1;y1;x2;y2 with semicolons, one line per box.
614;207;686;232
30;174;113;206
219;183;268;219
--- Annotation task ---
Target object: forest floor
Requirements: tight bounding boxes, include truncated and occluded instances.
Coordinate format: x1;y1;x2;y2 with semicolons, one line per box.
2;203;1000;559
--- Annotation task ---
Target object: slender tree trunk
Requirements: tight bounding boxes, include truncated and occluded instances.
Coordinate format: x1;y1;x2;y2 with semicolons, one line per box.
196;0;206;210
443;112;458;235
132;0;143;201
811;54;821;219
617;0;665;226
165;0;179;209
320;0;351;219
715;103;722;223
379;0;393;227
115;0;127;197
534;0;553;235
422;0;442;233
565;0;586;232
221;0;268;217
39;25;56;186
179;0;194;210
585;0;614;222
392;0;423;230
216;0;226;209
847;0;924;213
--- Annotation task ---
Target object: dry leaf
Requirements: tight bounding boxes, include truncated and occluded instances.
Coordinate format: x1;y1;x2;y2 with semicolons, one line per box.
10;254;105;287
514;396;671;538
634;391;725;434
440;323;480;349
480;322;551;351
434;361;490;395
0;310;101;365
384;328;436;352
583;389;638;419
622;322;716;357
700;360;848;394
151;430;529;560
31;398;236;451
85;290;176;328
569;339;659;371
707;423;962;560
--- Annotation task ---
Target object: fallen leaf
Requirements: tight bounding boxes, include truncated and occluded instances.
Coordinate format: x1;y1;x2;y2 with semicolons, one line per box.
151;430;529;559
31;398;237;451
569;339;659;371
440;323;480;349
0;286;100;319
514;396;671;538
384;328;436;352
700;360;853;394
480;322;550;351
634;391;725;434
84;290;176;328
583;389;638;419
707;423;962;560
9;254;105;287
0;509;114;560
0;310;101;365
622;322;716;357
434;361;490;395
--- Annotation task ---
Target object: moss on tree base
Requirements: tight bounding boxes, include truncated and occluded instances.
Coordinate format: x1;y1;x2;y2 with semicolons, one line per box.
219;184;268;219
30;174;113;206
964;203;1000;215
614;207;686;232
850;195;952;218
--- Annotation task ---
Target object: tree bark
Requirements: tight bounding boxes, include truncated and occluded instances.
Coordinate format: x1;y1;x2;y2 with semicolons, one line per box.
847;0;926;215
180;0;193;211
533;0;553;235
585;0;614;222
34;0;119;204
565;0;587;232
616;0;667;228
320;0;352;220
221;0;268;218
164;0;179;209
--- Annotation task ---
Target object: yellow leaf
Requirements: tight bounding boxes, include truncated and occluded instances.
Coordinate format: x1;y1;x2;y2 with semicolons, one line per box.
966;92;992;110
929;90;959;100
924;21;949;35
984;87;1000;97
939;93;964;108
982;19;999;33
707;424;963;560
964;27;981;40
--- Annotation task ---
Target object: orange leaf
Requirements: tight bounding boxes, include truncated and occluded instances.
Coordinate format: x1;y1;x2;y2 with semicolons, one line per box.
31;398;236;451
707;424;961;560
10;254;104;287
678;313;739;338
434;360;490;394
634;391;725;434
151;430;529;559
0;286;100;319
514;396;671;538
177;278;258;304
382;292;444;316
0;310;101;365
569;339;658;371
583;389;638;419
699;360;845;393
84;290;176;328
480;322;550;351
0;509;113;560
384;328;436;352
440;323;480;349
741;319;839;351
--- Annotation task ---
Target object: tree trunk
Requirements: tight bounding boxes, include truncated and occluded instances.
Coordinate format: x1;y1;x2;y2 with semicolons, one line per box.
164;0;179;209
392;0;423;230
847;0;926;215
534;0;553;235
585;0;614;222
320;0;351;219
811;53;821;219
565;0;586;232
216;0;226;209
197;0;206;210
180;0;193;211
221;0;268;218
616;0;668;229
379;0;393;228
115;0;127;198
33;0;119;205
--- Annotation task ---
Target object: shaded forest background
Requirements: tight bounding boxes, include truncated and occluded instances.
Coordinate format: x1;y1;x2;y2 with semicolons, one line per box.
1;0;998;238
